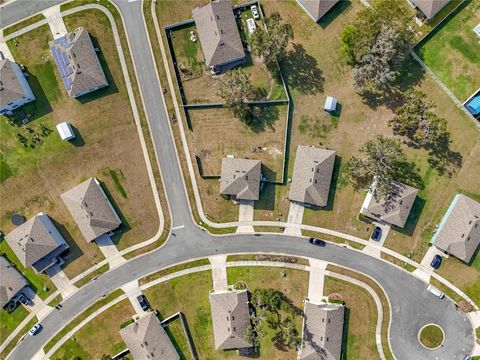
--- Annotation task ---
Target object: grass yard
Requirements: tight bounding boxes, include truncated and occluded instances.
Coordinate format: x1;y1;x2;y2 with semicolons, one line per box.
52;299;135;359
0;305;29;344
0;316;37;359
416;0;480;100
0;10;158;278
323;276;379;360
419;324;444;349
227;266;308;360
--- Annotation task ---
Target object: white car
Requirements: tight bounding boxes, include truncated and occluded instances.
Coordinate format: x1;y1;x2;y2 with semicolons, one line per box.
29;324;42;336
251;5;260;19
426;284;445;299
246;18;256;35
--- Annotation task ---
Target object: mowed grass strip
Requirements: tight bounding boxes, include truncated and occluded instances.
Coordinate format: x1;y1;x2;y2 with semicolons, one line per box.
0;316;38;359
2;13;46;36
0;305;29;344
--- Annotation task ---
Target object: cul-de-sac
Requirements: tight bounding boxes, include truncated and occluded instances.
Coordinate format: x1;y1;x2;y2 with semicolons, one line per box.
0;0;479;359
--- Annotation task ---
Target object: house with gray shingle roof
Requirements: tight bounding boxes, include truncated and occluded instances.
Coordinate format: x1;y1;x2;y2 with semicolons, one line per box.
5;213;69;273
209;290;252;350
289;145;335;207
119;312;179;360
296;0;340;22
220;157;261;201
431;194;480;263
61;177;122;243
192;0;246;70
0;256;28;309
360;181;418;228
50;27;108;98
300;301;344;360
410;0;450;19
0;58;35;114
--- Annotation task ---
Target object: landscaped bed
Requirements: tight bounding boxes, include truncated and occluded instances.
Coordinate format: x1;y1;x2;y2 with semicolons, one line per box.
416;0;480;101
0;10;158;278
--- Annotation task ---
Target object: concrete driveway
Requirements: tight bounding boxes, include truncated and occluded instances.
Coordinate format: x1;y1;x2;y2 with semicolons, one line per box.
236;200;254;233
284;202;304;236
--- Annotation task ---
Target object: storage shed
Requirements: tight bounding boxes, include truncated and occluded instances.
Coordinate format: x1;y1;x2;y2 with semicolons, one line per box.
466;96;480;116
324;96;337;112
56;122;75;141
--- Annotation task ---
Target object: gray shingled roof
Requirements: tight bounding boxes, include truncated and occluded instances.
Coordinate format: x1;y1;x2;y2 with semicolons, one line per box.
192;0;245;68
360;181;418;228
220;158;261;200
301;301;345;360
61;178;122;242
414;0;450;19
0;256;28;308
296;0;340;21
119;312;179;360
432;194;480;263
5;213;68;269
0;59;28;108
209;290;252;350
50;27;108;97
289;145;335;207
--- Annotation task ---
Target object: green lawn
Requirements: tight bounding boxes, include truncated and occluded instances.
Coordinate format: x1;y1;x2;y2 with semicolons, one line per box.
0;316;37;359
0;239;56;299
419;324;444;349
0;305;29;344
416;0;480;100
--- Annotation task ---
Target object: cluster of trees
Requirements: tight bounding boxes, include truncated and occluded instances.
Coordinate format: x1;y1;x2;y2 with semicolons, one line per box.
340;0;413;91
245;288;303;350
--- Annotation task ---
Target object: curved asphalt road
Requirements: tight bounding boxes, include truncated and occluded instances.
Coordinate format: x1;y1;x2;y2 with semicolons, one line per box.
1;1;475;359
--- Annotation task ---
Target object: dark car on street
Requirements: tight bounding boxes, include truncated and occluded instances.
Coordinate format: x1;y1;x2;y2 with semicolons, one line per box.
371;226;382;241
309;238;326;247
137;294;149;311
431;255;442;269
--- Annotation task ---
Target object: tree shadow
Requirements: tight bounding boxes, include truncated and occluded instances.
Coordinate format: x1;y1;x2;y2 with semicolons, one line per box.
69;124;85;147
426;134;463;177
317;0;352;29
77;34;119;104
249;103;280;132
392;196;426;237
50;217;83;269
394;160;424;191
281;43;324;95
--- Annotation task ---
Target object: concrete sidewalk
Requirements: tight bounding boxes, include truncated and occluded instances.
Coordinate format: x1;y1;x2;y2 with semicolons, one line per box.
42;5;67;39
284;202;304;236
45;265;77;299
412;247;446;283
363;221;390;258
307;259;328;304
121;280;147;316
209;255;228;292
96;234;126;268
236;200;255;233
0;32;14;61
23;288;51;320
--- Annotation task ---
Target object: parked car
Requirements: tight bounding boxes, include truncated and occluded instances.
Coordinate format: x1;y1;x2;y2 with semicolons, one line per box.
251;5;260;19
371;226;382;241
430;254;442;269
309;238;326;247
28;324;42;336
246;18;256;34
426;284;445;299
137;294;150;311
18;295;31;306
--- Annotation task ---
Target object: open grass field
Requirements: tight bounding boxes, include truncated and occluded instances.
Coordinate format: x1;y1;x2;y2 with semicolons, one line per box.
323;276;379;360
51;299;134;359
416;0;480;101
0;10;158;278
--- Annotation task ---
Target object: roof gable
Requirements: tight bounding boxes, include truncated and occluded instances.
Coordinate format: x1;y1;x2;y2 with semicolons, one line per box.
0;59;27;107
296;0;340;21
0;256;28;308
220;158;261;200
414;0;450;19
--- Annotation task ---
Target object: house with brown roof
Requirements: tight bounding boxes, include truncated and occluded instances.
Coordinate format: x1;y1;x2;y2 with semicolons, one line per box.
192;0;246;70
410;0;450;19
61;177;122;242
50;27;108;98
431;194;480;263
209;290;252;350
300;301;345;360
119;312;179;360
0;58;35;114
360;181;418;228
0;256;28;309
289;145;335;207
220;157;261;201
296;0;340;22
5;213;70;273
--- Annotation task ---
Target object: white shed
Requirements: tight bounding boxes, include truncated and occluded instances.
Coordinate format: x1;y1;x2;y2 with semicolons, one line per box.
56;122;75;141
324;96;337;112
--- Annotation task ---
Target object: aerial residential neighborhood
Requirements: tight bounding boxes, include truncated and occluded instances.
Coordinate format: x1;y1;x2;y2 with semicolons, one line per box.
0;0;479;359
